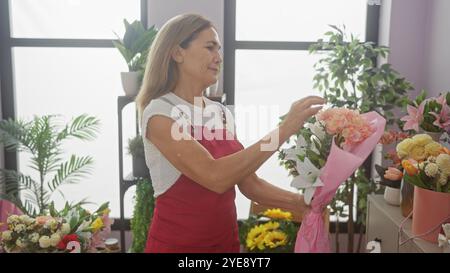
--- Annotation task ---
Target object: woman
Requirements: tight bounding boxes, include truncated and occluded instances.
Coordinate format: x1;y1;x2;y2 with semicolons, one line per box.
136;14;325;253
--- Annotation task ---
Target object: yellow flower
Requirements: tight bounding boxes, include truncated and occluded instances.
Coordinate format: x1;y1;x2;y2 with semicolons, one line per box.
102;208;111;215
90;217;104;233
262;221;280;231
397;138;414;159
263;208;292;220
424;141;442;157
264;231;288;249
246;225;266;250
412;134;433;146
410;144;427;161
436;154;450;174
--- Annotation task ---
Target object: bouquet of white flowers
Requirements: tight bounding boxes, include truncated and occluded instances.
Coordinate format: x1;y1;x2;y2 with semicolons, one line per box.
0;201;112;253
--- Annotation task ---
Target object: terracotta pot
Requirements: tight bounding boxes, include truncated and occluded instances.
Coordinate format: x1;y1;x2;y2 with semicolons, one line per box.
412;186;450;243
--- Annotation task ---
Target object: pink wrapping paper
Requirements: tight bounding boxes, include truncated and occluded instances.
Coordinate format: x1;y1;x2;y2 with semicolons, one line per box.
295;111;386;253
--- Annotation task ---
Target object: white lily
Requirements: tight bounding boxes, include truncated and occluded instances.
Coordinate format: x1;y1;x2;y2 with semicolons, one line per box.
305;121;326;141
283;135;307;161
290;157;324;205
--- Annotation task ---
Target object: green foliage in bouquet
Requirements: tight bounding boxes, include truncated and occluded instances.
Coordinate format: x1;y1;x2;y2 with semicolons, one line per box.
239;208;299;253
0;114;100;216
130;178;154;253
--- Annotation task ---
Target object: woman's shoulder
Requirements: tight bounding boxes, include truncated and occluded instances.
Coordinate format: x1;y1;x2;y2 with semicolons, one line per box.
142;94;174;117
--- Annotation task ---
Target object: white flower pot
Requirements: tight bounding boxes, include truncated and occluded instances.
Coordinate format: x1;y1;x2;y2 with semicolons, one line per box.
383;186;400;206
120;71;140;97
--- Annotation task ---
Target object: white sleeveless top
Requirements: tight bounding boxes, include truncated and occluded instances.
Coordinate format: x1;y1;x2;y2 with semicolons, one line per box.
141;92;236;197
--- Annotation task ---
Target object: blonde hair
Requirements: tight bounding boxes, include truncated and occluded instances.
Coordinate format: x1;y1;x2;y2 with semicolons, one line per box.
135;14;214;119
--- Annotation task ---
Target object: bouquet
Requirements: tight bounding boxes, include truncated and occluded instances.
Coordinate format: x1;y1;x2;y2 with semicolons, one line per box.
396;134;450;193
401;91;450;133
240;208;298;253
0;201;113;253
280;107;385;252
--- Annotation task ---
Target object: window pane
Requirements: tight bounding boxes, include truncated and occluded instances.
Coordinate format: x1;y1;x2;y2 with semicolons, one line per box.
234;50;320;219
13;47;136;218
236;0;367;41
10;0;140;39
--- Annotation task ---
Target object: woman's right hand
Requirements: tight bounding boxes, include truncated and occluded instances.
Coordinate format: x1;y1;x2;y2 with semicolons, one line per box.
280;96;325;137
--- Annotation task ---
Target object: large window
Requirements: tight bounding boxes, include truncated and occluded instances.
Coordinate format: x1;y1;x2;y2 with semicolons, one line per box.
1;0;144;218
225;0;380;219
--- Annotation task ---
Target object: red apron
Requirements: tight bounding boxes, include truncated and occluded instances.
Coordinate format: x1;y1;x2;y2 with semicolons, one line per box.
144;125;244;253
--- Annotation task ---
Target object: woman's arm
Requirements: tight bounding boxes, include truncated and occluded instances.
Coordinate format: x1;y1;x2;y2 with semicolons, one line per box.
237;173;308;215
147;96;324;194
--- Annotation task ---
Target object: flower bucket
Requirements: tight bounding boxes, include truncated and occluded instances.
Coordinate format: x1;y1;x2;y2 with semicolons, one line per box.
412;186;450;243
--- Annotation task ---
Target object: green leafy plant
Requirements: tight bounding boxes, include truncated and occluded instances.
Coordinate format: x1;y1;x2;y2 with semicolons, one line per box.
112;19;158;72
280;25;413;252
130;178;154;253
0;114;100;216
127;135;144;158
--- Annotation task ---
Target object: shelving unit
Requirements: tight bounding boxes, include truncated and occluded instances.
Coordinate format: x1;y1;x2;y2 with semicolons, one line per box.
114;95;140;252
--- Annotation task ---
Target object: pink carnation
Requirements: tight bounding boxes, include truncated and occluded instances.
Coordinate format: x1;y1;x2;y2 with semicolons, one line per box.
316;108;374;149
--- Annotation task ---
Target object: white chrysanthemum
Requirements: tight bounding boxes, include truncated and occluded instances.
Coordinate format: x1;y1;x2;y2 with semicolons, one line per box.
7;215;20;225
16;238;27;248
49;233;61;247
13;224;26;233
438;173;448;186
30;233;40;243
44;219;58;230
39;236;51;248
436;154;450;174
1;230;13;241
19;215;34;225
424;163;439;177
61;223;71;235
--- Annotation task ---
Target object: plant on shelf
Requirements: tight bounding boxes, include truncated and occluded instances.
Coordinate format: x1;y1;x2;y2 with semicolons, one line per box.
130;178;154;253
127;135;149;178
113;19;158;97
0;114;100;216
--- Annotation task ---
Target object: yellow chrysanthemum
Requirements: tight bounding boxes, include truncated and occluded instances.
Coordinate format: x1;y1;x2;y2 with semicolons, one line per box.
246;225;267;251
264;231;287;249
90;217;104;233
397;138;414;159
263;208;293;220
412;134;433;146
424;141;442;157
410;144;427;161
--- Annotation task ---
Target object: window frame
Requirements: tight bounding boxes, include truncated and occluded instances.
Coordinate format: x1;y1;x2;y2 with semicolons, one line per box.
224;0;380;232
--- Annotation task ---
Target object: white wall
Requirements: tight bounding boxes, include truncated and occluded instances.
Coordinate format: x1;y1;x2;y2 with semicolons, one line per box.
423;0;450;96
382;0;450;98
147;0;224;94
383;0;429;97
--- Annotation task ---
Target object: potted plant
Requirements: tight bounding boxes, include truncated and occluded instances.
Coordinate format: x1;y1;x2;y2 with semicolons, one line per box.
113;19;158;97
0;114;100;216
127;135;149;179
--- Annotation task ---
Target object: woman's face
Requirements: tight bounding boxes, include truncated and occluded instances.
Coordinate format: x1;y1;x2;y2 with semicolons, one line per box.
175;27;223;88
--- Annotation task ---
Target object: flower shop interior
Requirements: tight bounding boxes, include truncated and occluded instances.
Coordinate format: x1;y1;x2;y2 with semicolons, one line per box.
0;0;449;254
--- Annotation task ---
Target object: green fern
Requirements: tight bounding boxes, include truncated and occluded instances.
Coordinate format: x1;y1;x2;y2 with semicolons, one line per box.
0;114;100;216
